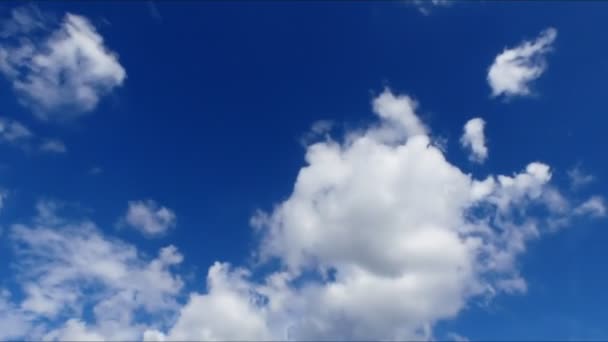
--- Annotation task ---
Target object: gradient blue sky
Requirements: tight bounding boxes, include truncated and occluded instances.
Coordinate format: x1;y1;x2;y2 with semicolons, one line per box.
0;1;607;341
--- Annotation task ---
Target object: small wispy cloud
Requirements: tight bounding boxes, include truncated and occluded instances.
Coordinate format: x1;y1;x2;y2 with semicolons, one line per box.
488;28;557;98
120;200;177;237
0;116;66;154
460;117;488;163
40;139;67;153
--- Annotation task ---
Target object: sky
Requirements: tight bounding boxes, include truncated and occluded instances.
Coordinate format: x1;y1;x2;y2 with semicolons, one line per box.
0;1;607;341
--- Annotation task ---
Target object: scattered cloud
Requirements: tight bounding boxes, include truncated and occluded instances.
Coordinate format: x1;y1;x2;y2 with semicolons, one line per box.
0;8;126;120
447;332;470;342
0;5;49;38
121;200;177;237
39;139;67;153
89;166;103;175
0;89;605;340
574;196;606;218
5;200;183;340
146;2;163;22
0;116;66;153
568;165;595;190
300;119;334;146
0;117;33;147
487;28;557;97
460;117;488;163
412;0;451;15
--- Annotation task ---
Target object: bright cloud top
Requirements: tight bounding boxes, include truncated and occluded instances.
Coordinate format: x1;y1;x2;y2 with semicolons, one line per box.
0;89;605;341
460;117;488;163
0;8;126;120
487;28;557;97
122;200;177;237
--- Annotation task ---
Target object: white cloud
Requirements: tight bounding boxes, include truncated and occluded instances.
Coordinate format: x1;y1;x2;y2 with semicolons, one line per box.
146;263;275;341
460;117;488;163
0;89;605;341
40;139;67;153
0;116;67;154
122;200;177;237
0;5;48;38
372;89;427;139
412;0;451;15
43;319;106;342
487;28;557;97
574;196;606;218
143;89;605;341
0;290;31;341
0;9;126;120
0;117;33;146
242;90;602;340
4;200;184;340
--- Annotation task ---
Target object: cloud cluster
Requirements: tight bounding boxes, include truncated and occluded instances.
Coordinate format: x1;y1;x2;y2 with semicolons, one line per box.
150;89;602;341
0;7;126;120
0;6;603;340
487;28;557;97
2;201;183;340
0;89;604;341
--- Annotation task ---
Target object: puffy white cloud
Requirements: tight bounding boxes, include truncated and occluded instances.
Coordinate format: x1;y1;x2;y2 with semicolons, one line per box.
122;200;177;237
247;90;608;340
0;89;605;341
140;89;608;341
245;89;604;340
371;89;427;140
0;9;126;120
460;117;488;163
145;263;275;341
487;28;557;97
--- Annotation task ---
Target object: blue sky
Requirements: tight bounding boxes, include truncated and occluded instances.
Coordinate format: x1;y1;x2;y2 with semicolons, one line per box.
0;1;607;341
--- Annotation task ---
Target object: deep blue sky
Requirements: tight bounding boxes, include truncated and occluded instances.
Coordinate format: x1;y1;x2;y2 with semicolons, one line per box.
1;1;607;340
